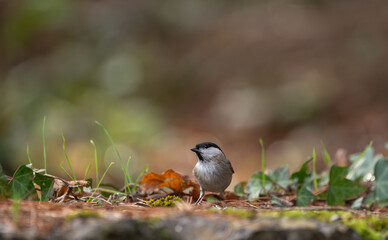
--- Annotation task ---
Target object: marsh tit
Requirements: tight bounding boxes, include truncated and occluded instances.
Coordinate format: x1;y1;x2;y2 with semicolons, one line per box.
191;142;234;206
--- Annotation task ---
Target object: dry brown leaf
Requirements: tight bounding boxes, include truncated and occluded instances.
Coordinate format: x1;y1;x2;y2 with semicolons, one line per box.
140;169;200;200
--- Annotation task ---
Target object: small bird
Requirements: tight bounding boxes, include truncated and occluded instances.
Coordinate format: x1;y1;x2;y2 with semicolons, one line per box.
191;142;234;206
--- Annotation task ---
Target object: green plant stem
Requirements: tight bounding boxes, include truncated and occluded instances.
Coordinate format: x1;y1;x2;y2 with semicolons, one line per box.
60;161;74;180
83;163;91;180
353;141;373;165
62;134;77;180
90;140;99;184
320;140;331;167
26;144;32;165
95;121;133;197
89;162;114;201
42;116;47;174
312;148;317;190
259;138;266;185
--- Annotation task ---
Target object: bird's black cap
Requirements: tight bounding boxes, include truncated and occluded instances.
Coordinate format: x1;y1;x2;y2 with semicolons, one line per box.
195;142;222;150
190;142;223;161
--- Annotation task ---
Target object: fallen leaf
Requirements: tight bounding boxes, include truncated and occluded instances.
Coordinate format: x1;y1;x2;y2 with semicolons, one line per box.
140;169;200;200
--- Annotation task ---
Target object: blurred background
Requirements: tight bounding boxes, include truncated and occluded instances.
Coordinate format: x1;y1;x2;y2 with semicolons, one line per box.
1;0;388;189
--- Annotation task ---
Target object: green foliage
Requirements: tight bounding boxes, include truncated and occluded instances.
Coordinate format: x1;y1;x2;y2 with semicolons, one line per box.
320;140;331;167
290;157;312;184
12;200;21;223
10;165;37;200
234;181;247;197
89;162;115;201
238;142;388;207
327;165;365;206
296;184;316;206
270;195;286;207
351;197;363;209
347;143;378;181
373;158;388;203
312;148;317;190
95;121;148;199
42;116;47;174
146;195;183;207
61;134;77;180
90;140;99;184
268;166;295;189
34;173;54;201
246;171;272;198
259;138;266;185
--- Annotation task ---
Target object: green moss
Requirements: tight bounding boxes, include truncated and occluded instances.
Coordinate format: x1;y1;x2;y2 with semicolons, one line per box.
146;195;183;207
65;210;102;222
264;210;387;240
208;207;255;219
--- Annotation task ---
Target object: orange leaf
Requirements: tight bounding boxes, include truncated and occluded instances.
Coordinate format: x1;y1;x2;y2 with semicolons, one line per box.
140;169;200;199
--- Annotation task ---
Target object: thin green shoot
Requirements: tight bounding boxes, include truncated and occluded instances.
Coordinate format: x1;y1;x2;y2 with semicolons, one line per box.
123;156;133;197
320;140;331;167
134;165;149;188
42;116;47;174
12;199;21;223
62;134;77;180
95;121;124;164
353;141;373;165
60;161;74;180
90;140;99;184
259;138;266;185
312;148;317;190
95;121;134;196
26;144;32;165
92;187;125;196
88;162;114;201
83;163;92;180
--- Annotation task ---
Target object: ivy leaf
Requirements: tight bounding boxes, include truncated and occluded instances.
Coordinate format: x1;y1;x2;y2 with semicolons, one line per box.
291;157;312;184
347;146;380;181
297;184;316;206
373;158;388;203
327;165;365;206
0;164;9;199
351;197;363;209
268;166;295;189
34;173;54;201
246;171;272;199
10;165;37;200
234;181;247;197
270;195;284;207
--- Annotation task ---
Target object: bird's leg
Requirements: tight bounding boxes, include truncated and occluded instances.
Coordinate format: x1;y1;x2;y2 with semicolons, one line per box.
220;191;228;208
194;187;205;206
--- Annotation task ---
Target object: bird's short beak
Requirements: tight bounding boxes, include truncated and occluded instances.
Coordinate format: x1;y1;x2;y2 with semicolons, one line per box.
191;148;200;153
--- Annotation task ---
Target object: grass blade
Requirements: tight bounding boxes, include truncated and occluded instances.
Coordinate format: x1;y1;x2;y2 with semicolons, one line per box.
320;140;331;167
312;148;317;190
135;165;149;186
62;134;76;180
60;161;73;180
95;121;133;197
42;116;47;174
95;121;123;164
259;138;266;185
89;162;114;201
92;187;125;196
83;163;92;180
26;144;32;165
353;141;373;165
90;140;99;184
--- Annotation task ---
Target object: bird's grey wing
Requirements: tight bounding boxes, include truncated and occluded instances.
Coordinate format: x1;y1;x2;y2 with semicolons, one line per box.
227;160;235;174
